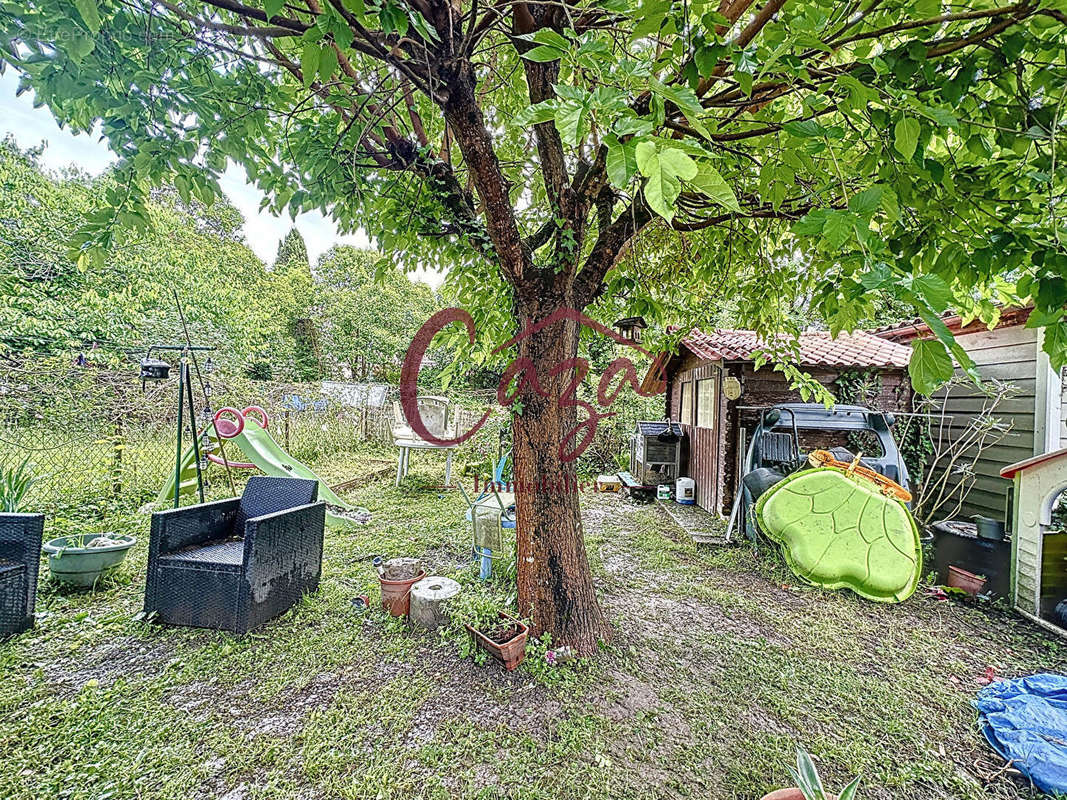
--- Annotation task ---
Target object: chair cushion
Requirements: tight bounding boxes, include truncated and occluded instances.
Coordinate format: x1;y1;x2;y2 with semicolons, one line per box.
237;476;318;530
159;539;245;568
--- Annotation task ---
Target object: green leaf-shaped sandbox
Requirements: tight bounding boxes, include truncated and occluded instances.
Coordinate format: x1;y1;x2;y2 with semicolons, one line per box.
755;467;922;603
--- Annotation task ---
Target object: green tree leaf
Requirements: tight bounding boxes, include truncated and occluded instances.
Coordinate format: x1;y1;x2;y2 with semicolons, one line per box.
301;44;321;88
689;164;740;213
522;45;565;62
1044;322;1067;372
74;0;101;33
847;186;883;217
64;33;95;64
822;210;856;250
909;339;955;395
318;46;338;83
792;209;830;236
912;274;953;312
894;117;920;160
264;0;286;20
554;102;589;147
636;143;697;222
649;79;712;140
516;101;557;127
605;135;637;188
656;148;698;181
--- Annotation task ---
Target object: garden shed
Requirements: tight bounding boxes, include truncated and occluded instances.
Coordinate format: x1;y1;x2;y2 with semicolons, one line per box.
641;328;913;515
876;306;1065;521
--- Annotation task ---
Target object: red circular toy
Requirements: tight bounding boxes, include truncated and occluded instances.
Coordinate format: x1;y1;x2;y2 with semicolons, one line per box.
213;407;245;439
241;405;269;429
206;452;256;469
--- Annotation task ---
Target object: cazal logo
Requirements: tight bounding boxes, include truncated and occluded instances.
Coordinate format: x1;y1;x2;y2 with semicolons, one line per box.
400;308;663;462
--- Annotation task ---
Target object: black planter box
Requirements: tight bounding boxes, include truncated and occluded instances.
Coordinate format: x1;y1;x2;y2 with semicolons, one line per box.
931;520;1011;599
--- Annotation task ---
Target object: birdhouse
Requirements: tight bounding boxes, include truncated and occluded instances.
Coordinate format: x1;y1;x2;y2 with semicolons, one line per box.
613;316;648;344
1001;448;1067;636
139;356;171;382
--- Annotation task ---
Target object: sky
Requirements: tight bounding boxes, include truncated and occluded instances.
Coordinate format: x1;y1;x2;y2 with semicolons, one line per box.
0;71;445;288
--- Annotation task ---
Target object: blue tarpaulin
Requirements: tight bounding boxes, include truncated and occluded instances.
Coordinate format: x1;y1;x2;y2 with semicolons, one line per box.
975;673;1067;794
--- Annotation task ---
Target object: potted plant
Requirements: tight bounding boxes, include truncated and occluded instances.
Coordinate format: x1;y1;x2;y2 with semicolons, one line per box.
0;458;44;635
465;611;529;671
761;748;861;800
376;557;426;616
946;565;987;597
42;522;136;588
447;585;529;670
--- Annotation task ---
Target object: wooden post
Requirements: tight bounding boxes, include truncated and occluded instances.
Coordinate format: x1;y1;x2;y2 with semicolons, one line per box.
1035;327;1062;456
111;413;124;498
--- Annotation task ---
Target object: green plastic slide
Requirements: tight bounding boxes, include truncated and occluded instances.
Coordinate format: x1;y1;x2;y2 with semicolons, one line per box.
755;467;921;603
157;419;368;528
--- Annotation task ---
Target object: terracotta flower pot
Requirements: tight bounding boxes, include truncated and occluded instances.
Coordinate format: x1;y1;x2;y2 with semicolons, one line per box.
761;790;837;800
379;570;426;616
465;612;529;671
947;565;987;596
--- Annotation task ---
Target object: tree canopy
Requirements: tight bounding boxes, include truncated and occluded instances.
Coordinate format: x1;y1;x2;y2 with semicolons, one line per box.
0;137;295;367
2;0;1064;392
314;244;439;380
0;138;438;382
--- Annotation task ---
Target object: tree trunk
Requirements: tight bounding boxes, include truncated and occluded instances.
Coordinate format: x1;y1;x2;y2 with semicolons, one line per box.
441;73;609;654
511;293;611;656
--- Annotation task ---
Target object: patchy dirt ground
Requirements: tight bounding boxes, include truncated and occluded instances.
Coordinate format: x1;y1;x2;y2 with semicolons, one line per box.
2;476;1065;800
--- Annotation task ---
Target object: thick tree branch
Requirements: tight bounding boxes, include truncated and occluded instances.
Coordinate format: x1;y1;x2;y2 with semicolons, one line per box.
158;0;300;37
197;0;309;32
513;4;570;214
574;196;654;306
671;203;818;231
695;0;788;98
441;65;529;283
401;81;431;148
830;3;1027;48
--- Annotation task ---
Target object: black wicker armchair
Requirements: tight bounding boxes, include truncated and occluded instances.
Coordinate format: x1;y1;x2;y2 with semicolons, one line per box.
145;476;326;634
0;513;44;638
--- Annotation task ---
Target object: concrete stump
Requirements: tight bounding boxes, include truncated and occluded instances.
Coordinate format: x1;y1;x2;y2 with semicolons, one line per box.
409;576;461;631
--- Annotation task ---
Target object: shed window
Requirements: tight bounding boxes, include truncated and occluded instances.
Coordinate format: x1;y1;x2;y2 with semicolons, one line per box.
680;381;693;425
696;377;717;429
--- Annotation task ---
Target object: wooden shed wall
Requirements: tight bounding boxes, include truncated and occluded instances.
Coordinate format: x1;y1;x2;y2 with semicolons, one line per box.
668;354;726;514
932;324;1040;520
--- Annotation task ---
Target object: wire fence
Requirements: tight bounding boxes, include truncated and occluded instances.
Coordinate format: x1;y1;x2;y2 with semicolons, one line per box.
0;355;497;515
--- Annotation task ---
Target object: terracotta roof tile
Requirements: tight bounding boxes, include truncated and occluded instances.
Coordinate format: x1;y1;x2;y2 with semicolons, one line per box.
680;328;911;368
873;305;1032;342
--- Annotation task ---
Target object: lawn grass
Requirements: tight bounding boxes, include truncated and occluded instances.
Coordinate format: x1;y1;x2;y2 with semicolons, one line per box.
1;448;1064;800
